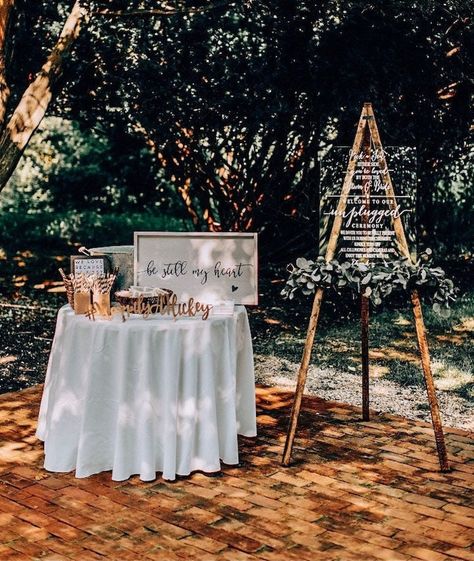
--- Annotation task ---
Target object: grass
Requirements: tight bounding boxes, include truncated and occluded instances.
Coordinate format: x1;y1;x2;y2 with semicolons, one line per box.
384;361;424;388
250;280;474;405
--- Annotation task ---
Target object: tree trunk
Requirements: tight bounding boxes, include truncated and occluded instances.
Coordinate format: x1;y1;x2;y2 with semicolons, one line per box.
133;119;221;231
0;0;88;194
0;0;14;126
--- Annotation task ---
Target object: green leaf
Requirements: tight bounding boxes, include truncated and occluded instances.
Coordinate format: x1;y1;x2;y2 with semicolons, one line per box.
296;257;309;269
439;306;451;318
282;250;455;309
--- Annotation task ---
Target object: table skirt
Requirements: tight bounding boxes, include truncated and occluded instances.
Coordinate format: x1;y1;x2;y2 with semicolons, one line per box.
36;305;256;481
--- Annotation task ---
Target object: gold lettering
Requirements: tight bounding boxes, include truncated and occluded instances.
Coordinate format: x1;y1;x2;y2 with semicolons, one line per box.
92;294;213;322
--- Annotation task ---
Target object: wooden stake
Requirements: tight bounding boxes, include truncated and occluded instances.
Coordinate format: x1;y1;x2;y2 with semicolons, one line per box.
360;119;371;422
411;289;450;471
364;105;411;260
365;104;449;471
282;287;324;465
361;294;370;421
282;105;370;467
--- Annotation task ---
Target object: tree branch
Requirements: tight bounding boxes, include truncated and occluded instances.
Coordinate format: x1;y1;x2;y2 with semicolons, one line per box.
0;0;88;194
94;0;234;18
0;0;14;127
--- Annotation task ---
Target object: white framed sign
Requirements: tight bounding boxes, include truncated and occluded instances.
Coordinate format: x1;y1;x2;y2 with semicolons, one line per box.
134;232;258;305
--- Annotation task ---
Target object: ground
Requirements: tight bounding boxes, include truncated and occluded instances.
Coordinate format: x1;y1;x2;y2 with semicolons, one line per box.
252;290;474;431
0;259;473;560
0;385;473;561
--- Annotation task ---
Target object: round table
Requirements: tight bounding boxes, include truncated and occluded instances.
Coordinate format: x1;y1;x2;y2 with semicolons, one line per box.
36;305;256;481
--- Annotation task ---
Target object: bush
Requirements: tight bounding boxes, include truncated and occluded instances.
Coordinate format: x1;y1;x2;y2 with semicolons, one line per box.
0;209;189;252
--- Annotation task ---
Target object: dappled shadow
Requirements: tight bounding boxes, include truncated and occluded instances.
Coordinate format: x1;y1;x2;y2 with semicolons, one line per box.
252;386;473;475
0;384;473;561
0;386;44;469
0;295;59;393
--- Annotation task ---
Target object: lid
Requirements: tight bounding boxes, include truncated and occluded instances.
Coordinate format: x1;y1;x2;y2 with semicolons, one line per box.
89;246;134;254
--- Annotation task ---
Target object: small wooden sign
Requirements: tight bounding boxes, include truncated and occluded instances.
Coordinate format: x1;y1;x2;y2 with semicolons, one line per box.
134;232;258;305
70;256;109;276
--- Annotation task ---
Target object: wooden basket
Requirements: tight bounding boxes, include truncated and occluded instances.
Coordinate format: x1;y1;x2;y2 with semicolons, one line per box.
114;289;173;308
59;270;75;309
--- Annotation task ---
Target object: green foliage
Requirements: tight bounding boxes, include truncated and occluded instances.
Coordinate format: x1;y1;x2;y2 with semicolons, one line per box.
281;251;457;314
0;207;188;288
0;209;187;252
4;0;474;259
2;117;181;216
0;115;190;287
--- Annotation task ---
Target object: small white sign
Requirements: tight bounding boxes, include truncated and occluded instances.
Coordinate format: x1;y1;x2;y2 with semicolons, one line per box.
134;232;258;305
72;257;106;276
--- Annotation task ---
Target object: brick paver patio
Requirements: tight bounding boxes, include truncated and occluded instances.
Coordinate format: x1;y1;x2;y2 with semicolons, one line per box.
0;385;473;561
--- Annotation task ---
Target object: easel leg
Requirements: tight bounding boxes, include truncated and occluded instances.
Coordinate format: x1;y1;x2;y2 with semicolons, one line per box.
282;287;324;466
361;294;370;421
410;289;450;472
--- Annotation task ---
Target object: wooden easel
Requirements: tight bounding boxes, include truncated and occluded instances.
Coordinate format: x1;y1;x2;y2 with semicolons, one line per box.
282;103;450;472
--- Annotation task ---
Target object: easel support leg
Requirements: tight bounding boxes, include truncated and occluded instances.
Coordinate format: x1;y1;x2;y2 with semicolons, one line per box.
410;289;450;472
282;287;324;466
361;294;370;421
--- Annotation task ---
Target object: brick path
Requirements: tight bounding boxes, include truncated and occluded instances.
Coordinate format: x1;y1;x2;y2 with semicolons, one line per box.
0;385;473;561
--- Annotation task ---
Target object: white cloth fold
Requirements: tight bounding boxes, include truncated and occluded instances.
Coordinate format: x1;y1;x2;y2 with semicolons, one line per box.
36;305;256;481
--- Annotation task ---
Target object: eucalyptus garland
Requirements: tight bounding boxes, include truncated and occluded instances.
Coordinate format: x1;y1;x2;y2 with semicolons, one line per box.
281;250;456;315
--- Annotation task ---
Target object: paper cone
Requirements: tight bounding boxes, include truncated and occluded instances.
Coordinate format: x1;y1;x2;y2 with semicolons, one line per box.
74;291;91;315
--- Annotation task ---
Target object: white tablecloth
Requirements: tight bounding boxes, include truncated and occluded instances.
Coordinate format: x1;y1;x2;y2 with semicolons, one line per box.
36;305;256;481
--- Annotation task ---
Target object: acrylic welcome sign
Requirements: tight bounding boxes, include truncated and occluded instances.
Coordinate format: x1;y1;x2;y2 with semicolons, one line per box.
319;145;417;262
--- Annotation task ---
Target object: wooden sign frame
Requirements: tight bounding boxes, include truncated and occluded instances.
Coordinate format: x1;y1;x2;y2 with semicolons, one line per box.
282;103;450;472
134;231;259;305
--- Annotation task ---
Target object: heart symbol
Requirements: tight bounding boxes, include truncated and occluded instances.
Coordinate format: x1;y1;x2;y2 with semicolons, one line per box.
231;285;238;292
